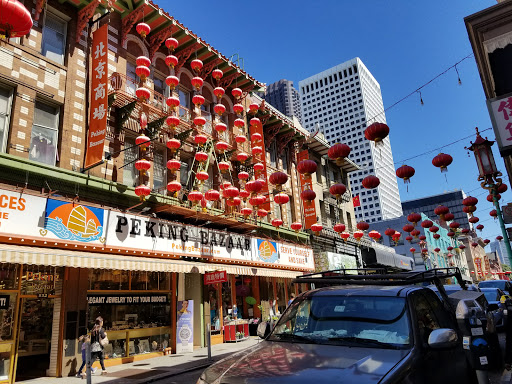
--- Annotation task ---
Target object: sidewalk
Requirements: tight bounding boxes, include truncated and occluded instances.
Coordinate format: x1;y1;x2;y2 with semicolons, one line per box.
23;337;261;384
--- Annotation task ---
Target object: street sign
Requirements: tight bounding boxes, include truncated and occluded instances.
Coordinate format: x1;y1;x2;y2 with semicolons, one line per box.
503;203;512;224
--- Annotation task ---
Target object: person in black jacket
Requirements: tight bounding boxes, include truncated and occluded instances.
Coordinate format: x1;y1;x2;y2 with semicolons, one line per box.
90;316;107;375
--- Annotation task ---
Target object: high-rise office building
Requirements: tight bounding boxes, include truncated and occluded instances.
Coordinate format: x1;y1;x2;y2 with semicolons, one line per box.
490;240;508;265
264;79;303;125
298;57;402;223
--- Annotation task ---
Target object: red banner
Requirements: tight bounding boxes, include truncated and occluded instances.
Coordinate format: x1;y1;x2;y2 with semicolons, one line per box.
352;195;361;207
297;150;317;230
204;270;227;285
84;24;109;168
475;257;482;275
250;122;271;211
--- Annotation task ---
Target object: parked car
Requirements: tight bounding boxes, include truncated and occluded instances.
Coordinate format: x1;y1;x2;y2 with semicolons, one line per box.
480;287;506;329
197;280;476;383
479;279;512;294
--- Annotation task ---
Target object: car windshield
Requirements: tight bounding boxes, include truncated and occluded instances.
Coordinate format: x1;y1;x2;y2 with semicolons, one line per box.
479;281;506;290
269;295;411;349
482;289;499;302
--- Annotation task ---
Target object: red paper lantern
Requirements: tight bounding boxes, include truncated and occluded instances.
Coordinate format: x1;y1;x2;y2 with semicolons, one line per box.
476;224;484;231
334;223;346;233
396;165;415;184
166;96;180;109
223;186;239;199
341;232;350;242
364;122;389;144
214;104;226;115
410;247;416;254
191;59;203;72
421;220;433;229
0;0;32;38
434;205;450;220
194;116;207;127
250;118;261;127
411;229;420;238
135;159;151;174
196;171;209;182
406;236;413;243
245;180;263;194
487;193;501;202
490;209;498;218
249;103;259;114
301;189;316;201
459;245;466;250
421;248;429;254
205;189;220;202
433;234;440;240
328;143;351;165
232;88;242;98
220;182;231;190
136;65;150;81
188;190;203;203
272;219;283;229
254;163;264;172
233;104;244;115
469;216;480;224
484;239;490;245
192;95;205;107
384;228;395;237
329;183;347;199
166;139;181;153
239;189;250;200
166;159;181;172
237;152;249;162
497;236;504;241
249;195;265;207
165;76;179;90
136;22;151;39
136;87;151;102
419;235;426;241
449;222;460;229
136;134;151;150
434;248;440;253
369;230;381;241
362;175;380;189
356;221;370;231
136;56;151;67
191;77;204;90
212;69;223;80
165;55;178;68
215;141;229;153
251;146;263;156
463;206;477;215
238;172;249;181
403;224;414;233
192;135;207;146
447;232;455;238
407;212;422;226
135;184;151;200
432;153;453;173
463;196;478;206
214;87;225;99
165;37;178;51
257;209;268;218
444;213;455;221
218;161;230;172
214;123;227;133
354;231;364;241
498;183;508;193
235;135;247;144
274;193;290;205
241;207;252;217
429;226;439;233
227;197;241;207
269;171;288;187
166;181;181;194
251;132;262;141
166;116;180;130
311;223;323;234
195;151;209;163
234;118;245;129
297;160;317;178
291;222;302;232
471;242;479;248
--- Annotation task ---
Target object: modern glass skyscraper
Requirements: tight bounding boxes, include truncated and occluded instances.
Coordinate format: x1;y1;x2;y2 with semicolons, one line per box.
298;57;402;223
264;79;303;126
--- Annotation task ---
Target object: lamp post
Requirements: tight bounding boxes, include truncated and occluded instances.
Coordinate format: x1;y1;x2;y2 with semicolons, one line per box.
466;127;512;267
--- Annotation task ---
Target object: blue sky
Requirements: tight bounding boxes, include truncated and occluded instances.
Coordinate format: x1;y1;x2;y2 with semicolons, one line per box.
165;1;509;244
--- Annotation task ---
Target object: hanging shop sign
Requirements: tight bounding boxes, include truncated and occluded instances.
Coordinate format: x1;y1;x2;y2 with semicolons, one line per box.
0;189;46;234
106;213;253;260
43;198;105;243
487;93;512;156
253;239;315;270
204;270;227;285
176;300;194;354
315;252;358;272
87;294;169;305
84;23;109;168
250;120;271;211
297;150;317;230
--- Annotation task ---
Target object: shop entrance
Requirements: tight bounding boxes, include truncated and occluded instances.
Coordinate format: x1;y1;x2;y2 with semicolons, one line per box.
15;298;53;381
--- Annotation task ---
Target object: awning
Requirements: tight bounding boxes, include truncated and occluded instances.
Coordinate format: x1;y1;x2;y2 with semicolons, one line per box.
484;30;512;53
0;243;302;278
361;247;413;271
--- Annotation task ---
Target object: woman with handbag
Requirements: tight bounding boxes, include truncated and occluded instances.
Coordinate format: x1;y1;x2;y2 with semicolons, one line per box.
90;316;108;375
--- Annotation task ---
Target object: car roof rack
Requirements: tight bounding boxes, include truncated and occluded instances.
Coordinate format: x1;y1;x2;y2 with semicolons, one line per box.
293;267;466;289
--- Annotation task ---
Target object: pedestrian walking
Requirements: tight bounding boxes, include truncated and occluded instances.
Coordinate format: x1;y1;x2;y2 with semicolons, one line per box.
76;334;97;378
288;293;296;306
90;316;108;375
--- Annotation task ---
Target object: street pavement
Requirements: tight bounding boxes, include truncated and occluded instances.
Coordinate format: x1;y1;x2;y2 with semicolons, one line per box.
20;337;260;384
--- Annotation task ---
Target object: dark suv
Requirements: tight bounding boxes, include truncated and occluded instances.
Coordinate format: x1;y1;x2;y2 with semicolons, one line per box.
197;269;476;384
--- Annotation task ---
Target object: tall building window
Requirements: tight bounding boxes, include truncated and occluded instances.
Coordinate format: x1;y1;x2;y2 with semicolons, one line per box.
42;12;67;65
178;87;190;121
123;137;138;187
126;62;137;96
153;148;166;192
0;86;13;153
29;101;59;166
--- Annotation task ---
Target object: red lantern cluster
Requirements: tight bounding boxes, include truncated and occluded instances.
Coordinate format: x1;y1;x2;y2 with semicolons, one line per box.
434;205;450;220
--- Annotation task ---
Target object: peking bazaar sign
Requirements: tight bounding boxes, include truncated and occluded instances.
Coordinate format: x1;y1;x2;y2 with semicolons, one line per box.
250;120;271;211
297;150;317;230
84;24;109;168
204;271;227;285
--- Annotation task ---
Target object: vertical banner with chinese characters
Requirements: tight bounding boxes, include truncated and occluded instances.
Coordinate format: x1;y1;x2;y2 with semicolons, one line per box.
297;150;316;229
176;300;194;353
84;24;108;168
250;121;271;210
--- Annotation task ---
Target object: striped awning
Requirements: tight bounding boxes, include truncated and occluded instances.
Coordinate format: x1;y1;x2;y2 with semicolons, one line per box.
0;243;302;278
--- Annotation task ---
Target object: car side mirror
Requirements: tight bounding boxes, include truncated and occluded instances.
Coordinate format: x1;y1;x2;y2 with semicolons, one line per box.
487;303;499;312
428;328;458;349
257;321;271;339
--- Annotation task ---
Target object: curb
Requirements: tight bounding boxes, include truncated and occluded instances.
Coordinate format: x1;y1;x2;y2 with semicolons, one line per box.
143;361;214;383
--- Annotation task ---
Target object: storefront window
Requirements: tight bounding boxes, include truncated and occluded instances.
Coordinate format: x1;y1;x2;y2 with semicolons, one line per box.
221;279;232;322
0;264;18;290
89;270;129;291
131;271;170;291
0;344;11;381
21;266;62;295
0;293;16;341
